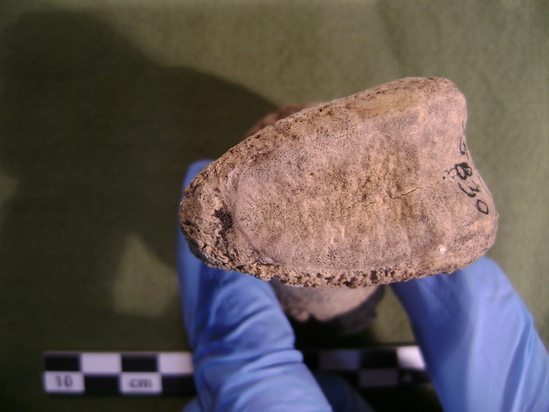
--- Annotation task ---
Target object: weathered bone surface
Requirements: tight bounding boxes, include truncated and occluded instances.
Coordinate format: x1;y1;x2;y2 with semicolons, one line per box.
180;77;498;287
246;103;384;332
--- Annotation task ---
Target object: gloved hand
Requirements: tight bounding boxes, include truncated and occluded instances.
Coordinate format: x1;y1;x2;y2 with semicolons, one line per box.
392;257;549;412
178;160;549;412
177;160;372;412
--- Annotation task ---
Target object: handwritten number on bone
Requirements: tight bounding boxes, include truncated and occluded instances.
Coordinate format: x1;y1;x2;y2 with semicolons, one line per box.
458;181;481;198
454;163;473;180
475;200;489;214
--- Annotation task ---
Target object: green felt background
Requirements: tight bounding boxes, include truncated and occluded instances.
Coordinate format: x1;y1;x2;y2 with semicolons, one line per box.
1;1;547;411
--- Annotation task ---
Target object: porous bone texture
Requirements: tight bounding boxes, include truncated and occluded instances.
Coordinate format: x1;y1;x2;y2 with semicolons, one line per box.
180;77;498;287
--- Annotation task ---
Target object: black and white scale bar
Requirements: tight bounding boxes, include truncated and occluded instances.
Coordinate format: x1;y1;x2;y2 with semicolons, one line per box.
44;352;195;395
44;346;428;396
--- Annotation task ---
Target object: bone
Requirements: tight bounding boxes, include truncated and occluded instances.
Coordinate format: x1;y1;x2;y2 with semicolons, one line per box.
180;77;498;288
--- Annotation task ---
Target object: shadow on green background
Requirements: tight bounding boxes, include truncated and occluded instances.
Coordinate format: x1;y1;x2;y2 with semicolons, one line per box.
0;9;276;411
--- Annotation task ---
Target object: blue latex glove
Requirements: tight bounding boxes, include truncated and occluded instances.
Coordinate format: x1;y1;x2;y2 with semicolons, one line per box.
178;160;372;412
179;160;549;411
393;257;549;411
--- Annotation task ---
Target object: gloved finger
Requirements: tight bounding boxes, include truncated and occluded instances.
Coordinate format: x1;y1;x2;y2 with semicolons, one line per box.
392;256;549;412
178;160;332;412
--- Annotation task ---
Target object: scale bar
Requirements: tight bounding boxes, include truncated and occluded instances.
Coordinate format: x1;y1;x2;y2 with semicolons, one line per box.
44;346;428;396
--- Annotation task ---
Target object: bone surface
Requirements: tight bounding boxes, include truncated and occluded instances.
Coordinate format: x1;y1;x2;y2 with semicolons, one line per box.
180;77;498;287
